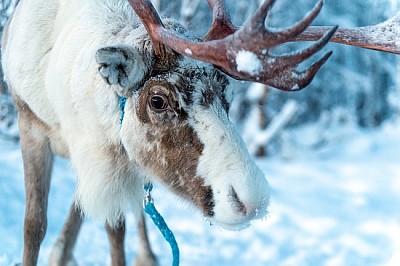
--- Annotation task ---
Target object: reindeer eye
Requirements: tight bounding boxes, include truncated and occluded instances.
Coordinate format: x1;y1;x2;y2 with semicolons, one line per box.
149;94;168;111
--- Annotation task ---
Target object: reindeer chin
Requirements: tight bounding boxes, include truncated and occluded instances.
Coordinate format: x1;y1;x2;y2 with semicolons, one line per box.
210;195;269;231
210;199;269;231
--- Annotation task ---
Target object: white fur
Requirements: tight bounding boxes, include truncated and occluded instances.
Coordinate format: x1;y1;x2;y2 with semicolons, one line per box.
71;139;144;225
2;0;149;224
49;241;78;266
2;0;270;229
191;99;270;229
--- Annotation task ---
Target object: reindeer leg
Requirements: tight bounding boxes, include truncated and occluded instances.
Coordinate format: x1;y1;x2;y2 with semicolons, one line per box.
134;212;157;266
49;203;83;266
17;101;54;266
106;217;127;266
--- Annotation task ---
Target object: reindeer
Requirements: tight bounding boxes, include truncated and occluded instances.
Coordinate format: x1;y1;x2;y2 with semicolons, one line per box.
2;0;399;265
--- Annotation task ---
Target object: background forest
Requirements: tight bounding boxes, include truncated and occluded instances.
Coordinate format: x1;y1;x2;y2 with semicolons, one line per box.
1;0;400;155
1;1;400;266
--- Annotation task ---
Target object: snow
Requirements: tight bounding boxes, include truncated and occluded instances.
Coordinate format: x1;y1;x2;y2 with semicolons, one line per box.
248;100;298;153
184;48;192;55
1;121;400;266
236;50;263;76
245;83;265;101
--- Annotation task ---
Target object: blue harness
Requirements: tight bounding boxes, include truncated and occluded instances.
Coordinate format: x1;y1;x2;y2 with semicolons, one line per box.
119;96;179;266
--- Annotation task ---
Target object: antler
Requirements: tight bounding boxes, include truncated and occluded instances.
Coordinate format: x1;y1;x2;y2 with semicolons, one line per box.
203;0;238;41
293;12;400;55
128;0;337;91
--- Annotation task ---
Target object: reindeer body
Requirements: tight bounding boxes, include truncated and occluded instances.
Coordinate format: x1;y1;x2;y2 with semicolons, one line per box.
7;0;397;264
3;0;270;264
5;0;150;223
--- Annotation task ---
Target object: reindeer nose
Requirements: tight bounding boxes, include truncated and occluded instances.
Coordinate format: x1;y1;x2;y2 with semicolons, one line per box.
228;186;247;216
210;177;269;229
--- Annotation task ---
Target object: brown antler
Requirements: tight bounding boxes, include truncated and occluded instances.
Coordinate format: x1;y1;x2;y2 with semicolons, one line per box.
128;0;337;91
203;0;238;41
293;12;400;55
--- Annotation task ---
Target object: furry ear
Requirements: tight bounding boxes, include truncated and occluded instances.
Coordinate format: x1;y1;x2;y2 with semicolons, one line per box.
96;45;152;95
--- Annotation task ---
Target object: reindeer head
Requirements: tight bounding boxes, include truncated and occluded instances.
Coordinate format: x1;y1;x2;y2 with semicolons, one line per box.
94;0;338;229
124;66;270;229
96;45;270;229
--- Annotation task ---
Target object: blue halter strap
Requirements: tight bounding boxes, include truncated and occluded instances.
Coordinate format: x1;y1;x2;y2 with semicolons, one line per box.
119;96;180;266
119;96;127;126
144;183;180;266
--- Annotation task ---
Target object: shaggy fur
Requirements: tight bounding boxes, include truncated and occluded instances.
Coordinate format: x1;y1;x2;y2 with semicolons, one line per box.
2;0;270;264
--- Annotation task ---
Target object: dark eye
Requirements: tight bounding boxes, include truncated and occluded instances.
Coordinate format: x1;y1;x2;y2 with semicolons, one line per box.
149;94;168;111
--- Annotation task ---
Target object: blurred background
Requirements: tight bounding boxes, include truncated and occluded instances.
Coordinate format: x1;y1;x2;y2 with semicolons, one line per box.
1;0;400;265
1;0;400;154
2;0;400;156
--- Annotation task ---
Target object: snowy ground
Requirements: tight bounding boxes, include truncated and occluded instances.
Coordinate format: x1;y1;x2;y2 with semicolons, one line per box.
1;121;400;266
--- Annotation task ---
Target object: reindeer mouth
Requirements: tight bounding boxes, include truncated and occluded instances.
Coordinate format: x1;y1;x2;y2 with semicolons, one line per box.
206;186;269;231
212;204;268;231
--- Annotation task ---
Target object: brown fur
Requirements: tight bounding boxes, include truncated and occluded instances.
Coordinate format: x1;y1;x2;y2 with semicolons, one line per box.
49;205;82;265
14;94;53;266
134;74;217;216
106;219;126;266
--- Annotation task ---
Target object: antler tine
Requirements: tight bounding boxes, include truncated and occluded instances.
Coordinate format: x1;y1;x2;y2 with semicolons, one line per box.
291;50;333;91
250;0;276;26
241;0;323;50
274;0;323;42
292;11;400;54
219;0;337;90
278;26;338;68
127;0;168;57
204;0;238;41
266;49;333;91
128;0;337;91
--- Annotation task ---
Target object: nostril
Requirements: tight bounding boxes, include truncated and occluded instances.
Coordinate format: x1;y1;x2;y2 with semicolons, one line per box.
228;186;247;216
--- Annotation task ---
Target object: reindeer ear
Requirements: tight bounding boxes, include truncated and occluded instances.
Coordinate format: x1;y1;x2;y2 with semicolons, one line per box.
96;45;151;94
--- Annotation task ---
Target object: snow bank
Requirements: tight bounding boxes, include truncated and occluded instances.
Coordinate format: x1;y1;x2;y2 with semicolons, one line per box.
1;121;400;265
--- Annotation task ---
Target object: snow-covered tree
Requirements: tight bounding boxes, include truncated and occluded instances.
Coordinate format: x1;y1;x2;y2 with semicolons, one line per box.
228;0;400;155
1;0;399;151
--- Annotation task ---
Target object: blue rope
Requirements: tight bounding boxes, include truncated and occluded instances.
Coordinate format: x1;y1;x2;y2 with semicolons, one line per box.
119;96;127;125
144;183;180;266
119;97;179;265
